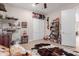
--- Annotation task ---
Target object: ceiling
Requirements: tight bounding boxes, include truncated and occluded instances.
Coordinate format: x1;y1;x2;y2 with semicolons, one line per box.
6;3;79;15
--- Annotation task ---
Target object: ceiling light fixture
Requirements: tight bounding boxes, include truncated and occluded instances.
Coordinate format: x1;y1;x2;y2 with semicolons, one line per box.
32;3;36;7
32;3;47;9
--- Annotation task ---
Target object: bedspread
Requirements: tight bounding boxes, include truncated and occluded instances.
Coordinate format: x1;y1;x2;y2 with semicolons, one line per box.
0;45;9;56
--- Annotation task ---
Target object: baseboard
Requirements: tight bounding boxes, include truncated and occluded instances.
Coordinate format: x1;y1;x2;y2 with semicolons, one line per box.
61;45;75;48
28;39;43;42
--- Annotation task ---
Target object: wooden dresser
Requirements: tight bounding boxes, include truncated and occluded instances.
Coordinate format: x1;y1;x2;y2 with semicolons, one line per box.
0;33;11;48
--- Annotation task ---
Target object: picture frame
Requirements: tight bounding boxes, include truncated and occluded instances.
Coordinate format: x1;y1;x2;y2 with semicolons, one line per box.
21;22;27;28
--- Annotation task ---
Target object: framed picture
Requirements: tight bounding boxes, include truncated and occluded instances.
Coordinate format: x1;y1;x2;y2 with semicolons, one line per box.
0;22;2;29
47;17;49;29
21;22;27;28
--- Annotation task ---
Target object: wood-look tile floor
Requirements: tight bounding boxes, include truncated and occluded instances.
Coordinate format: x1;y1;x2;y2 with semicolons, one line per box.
20;39;74;50
20;39;79;56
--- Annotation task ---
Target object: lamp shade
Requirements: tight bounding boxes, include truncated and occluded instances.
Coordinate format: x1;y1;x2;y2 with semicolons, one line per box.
0;3;7;12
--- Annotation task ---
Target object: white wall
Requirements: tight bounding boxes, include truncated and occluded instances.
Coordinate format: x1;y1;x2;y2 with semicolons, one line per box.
45;6;77;47
76;8;79;51
3;4;79;48
4;4;45;42
76;8;79;33
5;4;33;42
45;4;79;36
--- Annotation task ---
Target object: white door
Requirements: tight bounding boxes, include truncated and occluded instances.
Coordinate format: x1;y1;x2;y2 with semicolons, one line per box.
33;19;44;41
61;9;76;47
76;22;79;51
39;20;45;40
